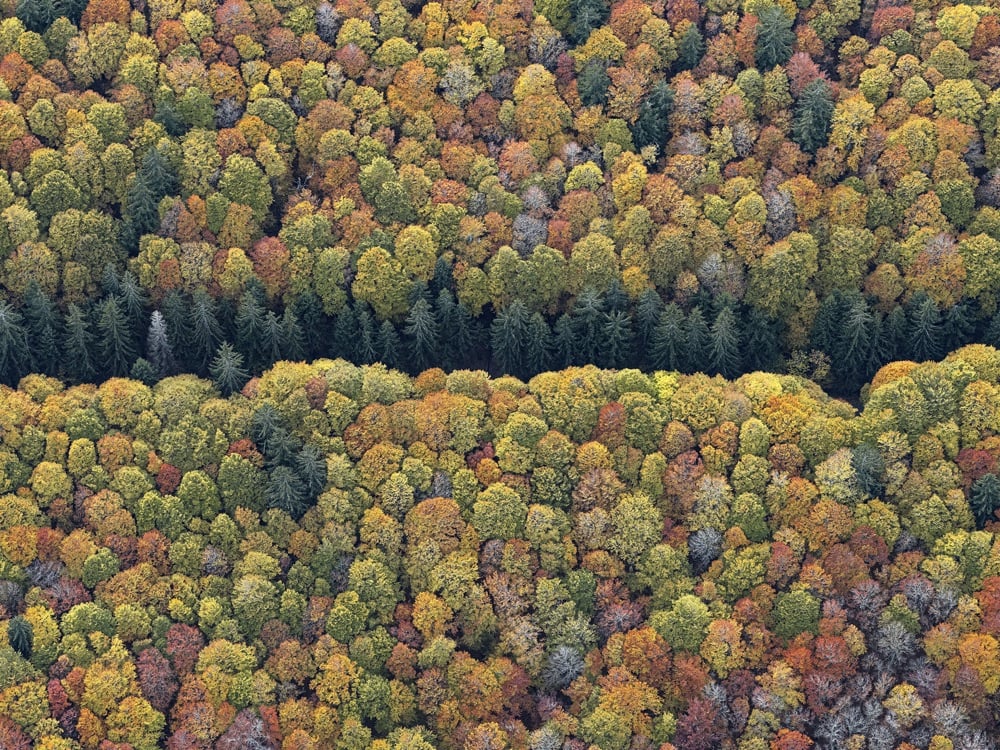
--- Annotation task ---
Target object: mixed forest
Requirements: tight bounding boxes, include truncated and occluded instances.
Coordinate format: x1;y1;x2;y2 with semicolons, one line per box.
1;0;1000;747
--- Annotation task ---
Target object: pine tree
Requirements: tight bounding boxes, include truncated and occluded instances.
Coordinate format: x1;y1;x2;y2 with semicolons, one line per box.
568;0;610;44
97;297;137;377
578;60;611;107
0;302;29;385
682;307;711;373
146;311;177;378
676;24;705;71
63;303;96;382
793;80;835;154
709;306;743;378
572;290;605;366
601;310;633;369
292;291;329;360
650;304;685;371
210;342;250;397
742;308;781;372
7;616;32;659
282;307;306;361
632;81;675;151
187;289;223;375
261;311;285;367
553;314;576;369
526;312;553;377
491;300;531;377
635;289;664;366
404;298;440;373
355;307;379;364
266;465;309;518
378;320;402;370
22;282;62;376
332;306;359;360
235;289;267;371
755;6;795;69
907;293;945;362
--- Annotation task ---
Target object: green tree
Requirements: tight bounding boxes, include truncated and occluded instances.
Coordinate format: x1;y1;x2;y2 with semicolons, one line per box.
970;473;1000;528
7;616;33;659
676;24;705;71
578;60;611;107
650;303;685;371
146;311;176;379
568;0;610;44
97;296;137;377
907;293;945;362
772;590;821;641
632;82;675;150
793;79;835;154
491;300;531;378
601;310;633;369
755;6;796;70
267;465;309;518
404;298;440;374
210;343;249;397
682;307;711;374
709;307;742;378
187;290;224;375
235;287;267;371
63;302;97;382
22;282;61;376
526;312;553;376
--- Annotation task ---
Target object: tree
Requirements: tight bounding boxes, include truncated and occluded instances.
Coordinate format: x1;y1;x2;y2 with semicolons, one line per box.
755;6;796;70
17;0;57;32
907;293;945;362
146;311;176;379
235;287;267;371
0;301;29;385
187;290;224;375
22;282;61;377
578;60;611;106
632;82;674;151
210;343;249;397
571;290;606;366
793;80;835;154
266;465;309;518
676;24;705;71
709;306;742;378
378;320;403;370
650;304;685;371
683;307;711;374
601;310;633;369
404;298;440;374
970;474;1000;528
97;296;137;377
569;0;610;44
7;616;32;659
491;301;531;378
63;303;97;382
526;312;553;376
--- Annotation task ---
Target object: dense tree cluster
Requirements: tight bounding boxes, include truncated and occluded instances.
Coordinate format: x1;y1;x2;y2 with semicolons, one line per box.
0;350;999;747
0;0;995;385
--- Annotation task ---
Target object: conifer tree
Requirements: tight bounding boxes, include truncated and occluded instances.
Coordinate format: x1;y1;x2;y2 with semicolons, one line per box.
160;291;192;366
792;80;835;154
235;288;267;371
568;0;610;44
884;306;909;361
7;616;32;660
63;303;96;382
130;358;158;385
266;465;309;518
944;300;976;347
188;289;223;375
755;6;796;69
118;270;148;335
601;310;633;369
578;60;611;107
292;292;329;360
834;293;874;388
97;296;137;377
651;304;685;371
210;343;250;397
355;307;379;364
146;311;177;378
553;314;576;369
333;306;359;360
971;474;1000;528
683;307;711;373
742;308;781;372
282;307;306;361
491;300;531;377
572;290;605;366
907;293;945;362
295;444;328;499
676;24;705;71
22;282;62;376
635;289;664;367
525;312;553;378
261;311;285;366
0;302;29;385
16;0;57;32
378;320;402;370
404;298;440;373
709;306;742;378
632;82;675;151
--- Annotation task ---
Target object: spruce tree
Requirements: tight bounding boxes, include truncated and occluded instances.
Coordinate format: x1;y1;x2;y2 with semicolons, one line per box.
282;307;306;361
755;6;795;69
160;291;192;367
63;303;97;382
682;307;711;373
526;312;553;377
404;297;440;373
971;474;1000;528
709;306;742;378
188;289;223;375
833;293;874;389
295;444;328;499
650;304;685;372
210;342;250;397
742;308;781;372
261;311;285;367
883;306;909;361
572;290;605;366
907;293;945;362
117;270;148;335
810;292;844;356
601;310;633;369
22;282;62;376
332;306;359;360
7;616;32;659
792;79;835;154
944;300;976;347
292;291;329;360
578;60;611;107
553;314;576;369
568;0;610;44
355;307;379;364
266;465;309;518
676;24;705;71
632;82;674;151
635;289;664;365
146;311;177;378
435;289;461;370
130;358;158;385
0;302;29;385
17;0;56;33
235;288;267;371
378;320;402;370
491;300;531;377
97;296;137;377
